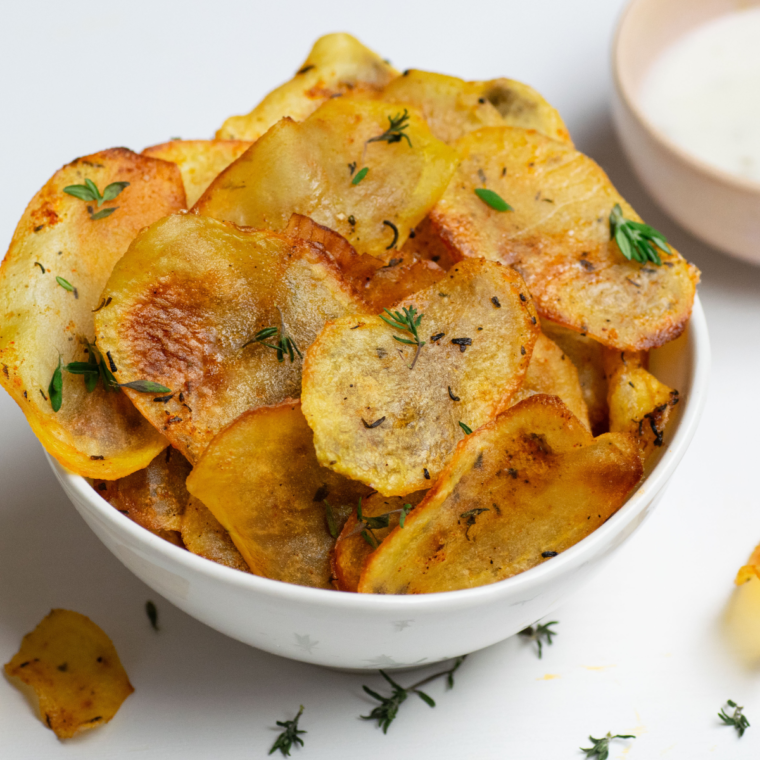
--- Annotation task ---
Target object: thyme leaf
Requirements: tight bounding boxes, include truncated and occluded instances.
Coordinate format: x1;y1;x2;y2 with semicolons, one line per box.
367;109;412;148
324;500;339;538
269;705;306;756
48;357;63;413
581;732;636;759
352;166;369;185
56;276;75;293
63;180;129;208
609;203;670;265
719;700;750;737
519;620;558;659
242;314;302;363
474;188;512;212
380;305;425;369
458;421;473;435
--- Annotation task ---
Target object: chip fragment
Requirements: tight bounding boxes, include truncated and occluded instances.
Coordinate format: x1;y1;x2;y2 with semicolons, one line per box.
736;543;760;586
182;496;251;572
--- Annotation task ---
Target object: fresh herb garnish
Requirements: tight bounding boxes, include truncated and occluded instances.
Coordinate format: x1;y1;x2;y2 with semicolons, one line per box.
458;421;473;435
382;220;399;250
324;501;339;539
63;179;129;220
580;732;636;759
34;262;45;273
120;380;173;393
269;705;306;756
362;416;386;429
242;316;302;364
609;203;670;265
475;188;512;212
719;700;750;737
352;167;369;185
398;503;412;528
367;109;412;148
519;620;558;659
380;305;425;369
55;276;76;297
361;657;465;733
460;507;489;540
351;498;413;547
145;601;159;631
49;357;63;413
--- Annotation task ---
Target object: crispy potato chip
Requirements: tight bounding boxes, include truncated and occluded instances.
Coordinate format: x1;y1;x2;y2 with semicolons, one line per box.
216;33;397;141
4;609;134;739
512;333;590;429
0;148;184;478
186;400;372;588
399;216;460;271
142;140;252;207
95;214;365;462
302;258;540;496
182;496;250;572
332;491;427;592
430;127;700;351
359;395;642;594
363;256;446;312
736;543;760;586
92;447;192;533
383;70;571;144
195;97;459;258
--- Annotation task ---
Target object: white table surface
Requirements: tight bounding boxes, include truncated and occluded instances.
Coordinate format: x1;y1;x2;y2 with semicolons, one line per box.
1;1;759;757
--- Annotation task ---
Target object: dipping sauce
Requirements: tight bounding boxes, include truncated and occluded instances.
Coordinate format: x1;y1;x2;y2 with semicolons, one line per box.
640;8;760;184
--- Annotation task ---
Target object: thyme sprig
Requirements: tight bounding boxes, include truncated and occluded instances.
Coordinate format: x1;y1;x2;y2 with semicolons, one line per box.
351;498;413;547
243;310;302;363
63;179;129;221
609;204;670;266
367;109;412;148
580;732;636;759
719;699;750;737
361;656;465;733
269;705;306;756
519;620;558;659
380;305;425;369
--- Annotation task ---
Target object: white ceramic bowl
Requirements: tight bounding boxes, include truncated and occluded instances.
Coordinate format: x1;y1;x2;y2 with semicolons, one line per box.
49;299;709;670
612;0;760;266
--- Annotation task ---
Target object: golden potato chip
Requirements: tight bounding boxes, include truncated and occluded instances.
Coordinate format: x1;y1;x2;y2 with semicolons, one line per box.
363;256;446;312
182;496;250;573
302;258;540;496
195;97;458;258
4;609;134;739
399;216;460;271
142;139;252;207
383;70;571;145
186;400;372;589
0;148;184;479
736;543;760;586
430;127;700;351
95;214;365;463
92;447;192;533
512;333;590;429
359;395;643;594
216;33;397;141
332;491;427;592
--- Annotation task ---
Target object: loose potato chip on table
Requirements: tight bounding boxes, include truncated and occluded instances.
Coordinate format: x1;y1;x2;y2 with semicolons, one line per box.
196;97;459;258
430;127;700;351
0;148;184;479
182;496;251;573
302;258;540;496
359;395;643;594
4;609;133;739
216;32;397;141
95;213;365;463
186;400;372;588
142;139;253;207
737;543;760;586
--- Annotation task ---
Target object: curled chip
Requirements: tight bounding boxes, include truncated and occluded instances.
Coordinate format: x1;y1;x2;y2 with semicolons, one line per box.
216;33;397;141
512;333;590;429
142;139;252;207
430;127;699;351
95;213;365;463
195;97;458;258
737;543;760;586
4;609;134;739
0;148;184;478
302;258;540;496
187;400;372;589
359;395;643;594
182;496;251;573
383;69;571;145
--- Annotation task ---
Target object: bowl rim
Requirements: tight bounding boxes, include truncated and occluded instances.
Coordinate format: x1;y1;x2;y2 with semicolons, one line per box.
51;296;710;613
612;0;760;197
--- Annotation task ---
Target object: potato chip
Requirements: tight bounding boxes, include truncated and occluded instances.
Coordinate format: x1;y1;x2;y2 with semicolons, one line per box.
512;333;590;429
383;70;571;144
359;395;642;594
363;256;446;312
186;400;372;589
301;258;540;496
0;148;184;479
142;140;252;207
332;491;427;592
216;33;397;141
195;97;459;258
182;496;250;573
430;127;700;351
399;216;460;271
736;543;760;586
95;214;365;463
4;609;134;739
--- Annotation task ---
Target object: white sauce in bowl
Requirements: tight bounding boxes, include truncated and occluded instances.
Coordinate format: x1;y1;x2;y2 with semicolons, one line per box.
640;8;760;183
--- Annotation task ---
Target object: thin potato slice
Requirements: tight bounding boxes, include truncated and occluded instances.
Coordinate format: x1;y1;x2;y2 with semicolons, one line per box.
736;543;760;586
4;609;134;739
383;70;571;145
363;256;446;312
431;127;700;351
186;400;372;589
182;496;251;573
399;216;460;271
0;149;184;478
195;98;458;258
95;214;365;463
302;259;540;496
359;395;642;594
216;33;397;141
142;140;252;207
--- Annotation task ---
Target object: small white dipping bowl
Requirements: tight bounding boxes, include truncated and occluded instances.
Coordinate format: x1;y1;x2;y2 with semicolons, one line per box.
613;0;760;266
48;299;709;670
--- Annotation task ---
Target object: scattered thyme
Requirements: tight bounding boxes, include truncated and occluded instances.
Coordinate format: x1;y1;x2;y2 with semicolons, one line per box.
491;296;501;308
55;276;76;297
352;167;369;185
367;109;412;148
451;337;472;353
352;498;412;547
362;416;386;429
581;732;636;759
92;296;112;312
145;601;159;631
460;507;489;540
430;332;445;342
49;357;63;413
34;262;45;273
542;551;558;558
380;305;425;369
519;620;558;659
719;700;750;737
383;220;399;250
448;386;460;401
269;705;306;756
459;421;473;435
609;203;670;265
243;316;302;364
475;188;512;212
63;179;129;221
323;501;339;538
348;214;356;226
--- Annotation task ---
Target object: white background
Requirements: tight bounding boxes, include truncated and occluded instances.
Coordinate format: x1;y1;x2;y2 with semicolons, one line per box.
1;1;759;757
